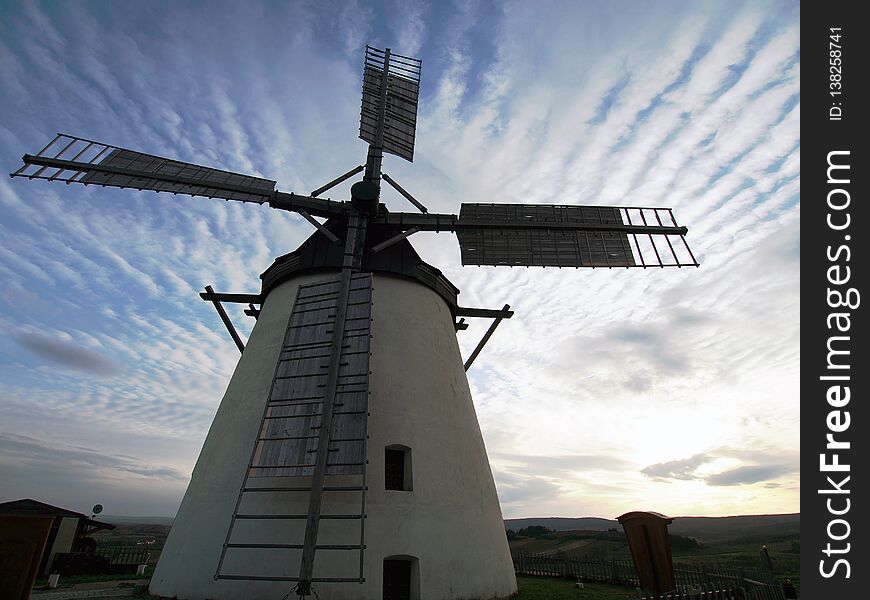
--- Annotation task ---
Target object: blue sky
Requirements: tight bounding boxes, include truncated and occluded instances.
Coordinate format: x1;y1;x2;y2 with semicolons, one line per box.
0;0;799;518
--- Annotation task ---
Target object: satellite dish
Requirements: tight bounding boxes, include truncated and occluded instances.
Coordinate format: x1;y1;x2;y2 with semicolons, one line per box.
92;504;103;515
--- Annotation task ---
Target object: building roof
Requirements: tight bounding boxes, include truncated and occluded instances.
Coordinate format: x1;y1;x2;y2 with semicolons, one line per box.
0;498;115;530
260;214;460;311
0;498;85;518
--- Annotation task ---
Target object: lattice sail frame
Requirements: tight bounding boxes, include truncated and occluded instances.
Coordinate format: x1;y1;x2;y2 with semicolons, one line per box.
456;203;697;268
12;133;276;204
359;46;421;162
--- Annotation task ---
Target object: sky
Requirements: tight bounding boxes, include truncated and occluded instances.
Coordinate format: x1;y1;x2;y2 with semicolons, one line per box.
0;0;799;520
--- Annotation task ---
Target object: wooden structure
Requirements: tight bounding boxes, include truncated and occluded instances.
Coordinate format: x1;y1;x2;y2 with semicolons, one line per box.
618;511;677;597
0;499;114;600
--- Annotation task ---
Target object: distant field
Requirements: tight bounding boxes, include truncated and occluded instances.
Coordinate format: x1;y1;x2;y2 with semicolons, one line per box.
92;521;172;566
99;515;174;526
507;519;800;596
92;514;799;593
505;514;800;544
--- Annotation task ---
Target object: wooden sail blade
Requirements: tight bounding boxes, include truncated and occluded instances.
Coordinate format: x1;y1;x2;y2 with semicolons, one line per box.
373;204;698;268
12;133;277;204
11;133;350;218
359;46;421;162
455;204;697;268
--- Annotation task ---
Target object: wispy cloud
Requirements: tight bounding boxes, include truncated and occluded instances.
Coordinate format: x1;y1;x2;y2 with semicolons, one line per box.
642;454;713;482
0;1;799;518
14;331;123;376
641;449;798;488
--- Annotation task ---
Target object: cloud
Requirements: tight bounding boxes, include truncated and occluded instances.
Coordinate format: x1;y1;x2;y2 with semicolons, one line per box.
14;331;123;376
494;453;633;474
705;464;793;487
641;450;797;488
495;470;562;505
0;431;187;516
0;431;187;482
641;453;712;482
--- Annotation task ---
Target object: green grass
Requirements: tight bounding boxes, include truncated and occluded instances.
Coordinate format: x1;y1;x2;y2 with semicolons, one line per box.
514;576;635;600
511;530;800;596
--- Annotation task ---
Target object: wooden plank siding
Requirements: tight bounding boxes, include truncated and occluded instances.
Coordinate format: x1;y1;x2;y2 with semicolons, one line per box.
251;274;372;478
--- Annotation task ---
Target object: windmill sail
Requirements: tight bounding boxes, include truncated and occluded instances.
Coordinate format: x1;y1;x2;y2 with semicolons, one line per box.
359;46;421;162
13;133;277;204
457;203;634;267
455;203;697;268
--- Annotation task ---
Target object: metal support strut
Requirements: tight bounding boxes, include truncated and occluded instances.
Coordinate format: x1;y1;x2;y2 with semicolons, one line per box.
204;285;246;354
464;304;511;371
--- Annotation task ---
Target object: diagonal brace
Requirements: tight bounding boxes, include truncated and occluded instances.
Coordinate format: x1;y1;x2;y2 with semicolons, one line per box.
204;285;245;354
464;304;511;371
310;165;364;197
370;227;420;254
296;209;342;244
382;173;428;213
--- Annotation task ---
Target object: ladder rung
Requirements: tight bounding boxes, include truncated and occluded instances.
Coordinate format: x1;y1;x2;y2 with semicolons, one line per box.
250;464;313;470
264;401;323;410
242;486;364;493
283;340;332;351
305;388;367;396
256;434;362;443
273;372;329;381
266;388;364;407
217;575;300;582
250;460;365;469
226;543;364;550
216;575;364;583
235;514;363;520
287;319;335;329
256;409;365;424
291;304;338;315
263;413;318;420
280;349;367;361
276;373;365;382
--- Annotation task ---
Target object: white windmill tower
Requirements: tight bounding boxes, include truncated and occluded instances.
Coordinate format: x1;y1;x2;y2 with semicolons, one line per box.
11;45;698;600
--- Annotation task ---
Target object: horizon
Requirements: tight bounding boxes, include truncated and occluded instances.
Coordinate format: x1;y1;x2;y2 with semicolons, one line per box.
5;498;801;523
1;0;799;519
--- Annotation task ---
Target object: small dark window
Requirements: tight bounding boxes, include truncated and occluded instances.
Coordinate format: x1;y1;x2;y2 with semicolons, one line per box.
385;449;405;491
383;559;412;600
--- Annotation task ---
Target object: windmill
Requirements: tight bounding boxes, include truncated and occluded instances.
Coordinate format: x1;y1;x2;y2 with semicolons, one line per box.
11;45;698;600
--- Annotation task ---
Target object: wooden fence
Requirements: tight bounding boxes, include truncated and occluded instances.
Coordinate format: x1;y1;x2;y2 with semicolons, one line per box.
51;546;151;575
512;552;786;600
93;545;151;565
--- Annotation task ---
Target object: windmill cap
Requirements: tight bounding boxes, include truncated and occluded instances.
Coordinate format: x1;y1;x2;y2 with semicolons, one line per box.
351;180;379;212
